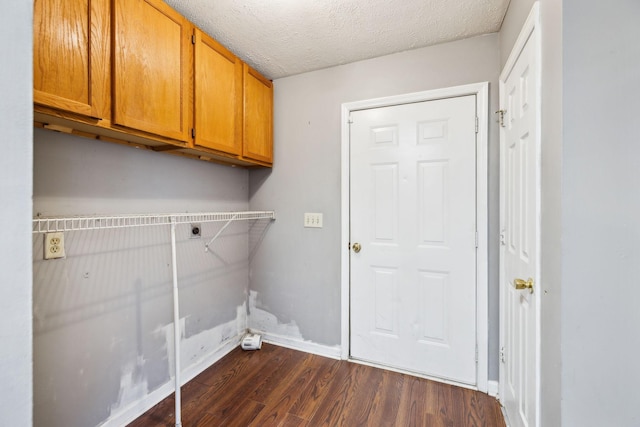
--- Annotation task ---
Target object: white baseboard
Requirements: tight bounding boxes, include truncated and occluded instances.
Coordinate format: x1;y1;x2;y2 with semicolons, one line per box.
253;330;342;360
99;333;243;427
488;380;499;397
500;404;511;426
99;379;174;427
181;334;243;384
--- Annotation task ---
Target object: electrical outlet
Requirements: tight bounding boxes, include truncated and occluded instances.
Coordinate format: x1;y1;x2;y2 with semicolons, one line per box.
304;213;323;228
44;232;65;260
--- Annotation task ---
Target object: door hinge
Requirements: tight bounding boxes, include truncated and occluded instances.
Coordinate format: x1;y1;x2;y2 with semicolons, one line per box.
191;128;196;138
496;109;506;128
348;116;353;125
500;229;506;246
475;116;479;134
500;346;506;363
475;346;479;363
192;34;196;44
475;231;479;248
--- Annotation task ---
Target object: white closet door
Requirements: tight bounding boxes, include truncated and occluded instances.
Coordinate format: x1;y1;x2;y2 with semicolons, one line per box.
350;95;478;385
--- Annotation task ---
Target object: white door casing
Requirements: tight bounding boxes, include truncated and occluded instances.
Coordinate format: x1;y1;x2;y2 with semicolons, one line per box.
499;3;541;427
340;83;489;391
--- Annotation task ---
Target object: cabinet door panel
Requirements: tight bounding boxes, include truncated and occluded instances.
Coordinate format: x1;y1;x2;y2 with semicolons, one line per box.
243;65;273;164
34;0;110;119
194;29;242;155
113;0;190;142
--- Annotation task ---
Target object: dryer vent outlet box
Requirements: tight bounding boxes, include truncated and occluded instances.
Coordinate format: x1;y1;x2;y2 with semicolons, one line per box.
241;333;262;351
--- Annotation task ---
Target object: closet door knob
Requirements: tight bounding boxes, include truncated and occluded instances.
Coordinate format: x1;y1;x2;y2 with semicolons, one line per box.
352;242;362;253
514;277;534;294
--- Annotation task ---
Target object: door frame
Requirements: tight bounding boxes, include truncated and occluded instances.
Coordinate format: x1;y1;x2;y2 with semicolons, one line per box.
340;82;489;392
499;2;541;424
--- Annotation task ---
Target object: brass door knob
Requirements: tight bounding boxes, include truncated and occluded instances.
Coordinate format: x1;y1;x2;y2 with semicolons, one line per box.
352;242;362;253
514;278;534;294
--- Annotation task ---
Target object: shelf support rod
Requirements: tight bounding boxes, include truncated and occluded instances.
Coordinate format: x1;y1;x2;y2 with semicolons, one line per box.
170;217;182;427
204;213;238;251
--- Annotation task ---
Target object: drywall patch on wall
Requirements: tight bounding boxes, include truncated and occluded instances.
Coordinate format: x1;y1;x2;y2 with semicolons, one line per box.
107;303;248;423
156;302;247;370
248;291;342;358
248;290;304;339
110;357;149;415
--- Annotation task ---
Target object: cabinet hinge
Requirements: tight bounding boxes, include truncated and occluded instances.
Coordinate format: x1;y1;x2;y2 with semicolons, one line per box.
191;34;196;44
191;128;196;138
495;109;506;127
475;116;479;134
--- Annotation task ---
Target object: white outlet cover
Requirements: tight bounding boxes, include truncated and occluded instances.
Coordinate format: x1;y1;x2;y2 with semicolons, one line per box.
44;232;66;260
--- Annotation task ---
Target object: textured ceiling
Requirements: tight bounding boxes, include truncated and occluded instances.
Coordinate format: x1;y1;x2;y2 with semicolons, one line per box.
164;0;510;80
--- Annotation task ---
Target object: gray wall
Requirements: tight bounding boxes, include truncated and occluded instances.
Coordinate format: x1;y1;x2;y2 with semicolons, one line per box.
562;1;640;425
249;34;502;379
539;0;564;425
0;1;33;425
499;0;536;67
33;130;253;427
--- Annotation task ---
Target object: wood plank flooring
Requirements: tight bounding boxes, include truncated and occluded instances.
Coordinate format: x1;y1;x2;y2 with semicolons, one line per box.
127;343;505;427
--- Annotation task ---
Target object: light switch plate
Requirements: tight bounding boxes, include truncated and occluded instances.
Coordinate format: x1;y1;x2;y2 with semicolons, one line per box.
304;213;323;228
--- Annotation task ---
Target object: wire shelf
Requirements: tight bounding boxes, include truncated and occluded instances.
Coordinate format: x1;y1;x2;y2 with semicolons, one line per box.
32;211;276;234
32;209;275;427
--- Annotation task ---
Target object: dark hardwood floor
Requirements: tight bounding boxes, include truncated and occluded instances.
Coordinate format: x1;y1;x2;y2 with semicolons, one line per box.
127;343;505;427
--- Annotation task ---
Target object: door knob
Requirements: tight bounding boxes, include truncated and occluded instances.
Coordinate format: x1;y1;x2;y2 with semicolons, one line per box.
352;242;362;253
514;278;534;294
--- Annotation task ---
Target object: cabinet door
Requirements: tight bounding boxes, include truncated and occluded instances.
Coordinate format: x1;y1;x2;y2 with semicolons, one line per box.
113;0;191;142
33;0;110;119
194;29;242;155
243;64;273;164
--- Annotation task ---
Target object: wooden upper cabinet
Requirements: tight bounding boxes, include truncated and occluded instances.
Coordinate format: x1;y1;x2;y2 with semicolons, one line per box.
243;64;273;164
112;0;191;142
33;0;273;167
33;0;110;119
193;29;242;155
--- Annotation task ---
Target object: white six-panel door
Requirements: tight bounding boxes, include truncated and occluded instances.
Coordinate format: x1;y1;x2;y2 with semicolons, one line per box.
349;95;478;385
500;4;541;426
